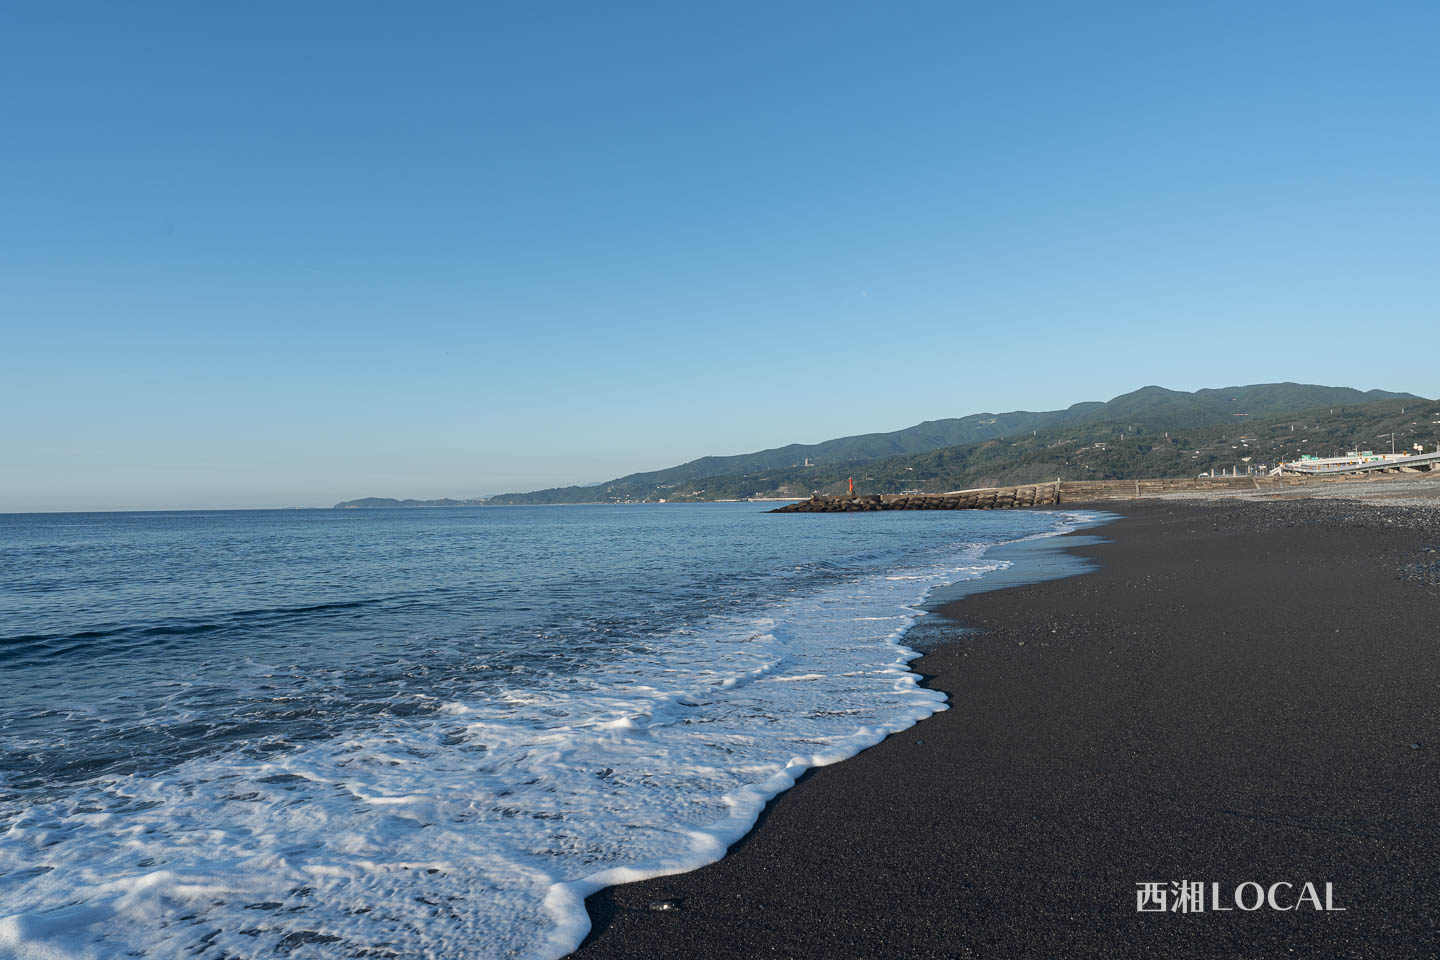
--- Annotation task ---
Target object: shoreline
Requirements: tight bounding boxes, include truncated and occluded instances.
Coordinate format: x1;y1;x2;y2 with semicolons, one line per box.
542;510;1101;956
573;497;1440;959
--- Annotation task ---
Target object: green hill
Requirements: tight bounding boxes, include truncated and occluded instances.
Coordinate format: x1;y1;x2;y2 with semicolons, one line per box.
653;395;1440;501
488;383;1424;504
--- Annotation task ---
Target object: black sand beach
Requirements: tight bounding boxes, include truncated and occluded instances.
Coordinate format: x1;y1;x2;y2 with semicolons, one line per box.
575;499;1440;959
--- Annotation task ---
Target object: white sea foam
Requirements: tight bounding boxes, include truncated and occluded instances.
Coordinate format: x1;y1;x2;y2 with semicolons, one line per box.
0;515;1088;960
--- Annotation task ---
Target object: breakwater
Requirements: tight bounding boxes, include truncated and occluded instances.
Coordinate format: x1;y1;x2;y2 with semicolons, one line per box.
770;476;1314;512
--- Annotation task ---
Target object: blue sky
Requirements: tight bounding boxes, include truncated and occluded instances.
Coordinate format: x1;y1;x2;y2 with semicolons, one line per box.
3;1;1438;510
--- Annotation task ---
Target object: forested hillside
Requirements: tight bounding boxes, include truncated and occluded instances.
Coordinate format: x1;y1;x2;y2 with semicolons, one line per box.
656;397;1440;501
489;384;1424;504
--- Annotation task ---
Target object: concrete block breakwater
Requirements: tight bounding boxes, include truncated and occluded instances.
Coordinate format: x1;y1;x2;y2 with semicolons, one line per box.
770;476;1312;512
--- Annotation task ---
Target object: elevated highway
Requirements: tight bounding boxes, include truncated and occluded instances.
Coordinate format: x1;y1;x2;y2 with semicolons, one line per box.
1278;450;1440;476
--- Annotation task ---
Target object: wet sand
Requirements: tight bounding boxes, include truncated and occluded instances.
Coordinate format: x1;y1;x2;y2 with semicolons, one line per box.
573;498;1440;959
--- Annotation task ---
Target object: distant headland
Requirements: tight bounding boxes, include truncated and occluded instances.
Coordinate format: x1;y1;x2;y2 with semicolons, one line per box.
332;497;489;509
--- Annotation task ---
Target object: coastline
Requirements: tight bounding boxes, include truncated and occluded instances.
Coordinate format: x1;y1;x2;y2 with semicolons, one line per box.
538;510;1098;956
573;498;1440;959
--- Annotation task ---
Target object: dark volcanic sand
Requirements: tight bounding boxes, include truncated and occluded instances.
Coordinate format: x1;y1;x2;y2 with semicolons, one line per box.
574;499;1440;959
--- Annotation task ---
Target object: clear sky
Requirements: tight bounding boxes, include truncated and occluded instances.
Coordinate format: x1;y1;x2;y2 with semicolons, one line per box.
3;1;1437;510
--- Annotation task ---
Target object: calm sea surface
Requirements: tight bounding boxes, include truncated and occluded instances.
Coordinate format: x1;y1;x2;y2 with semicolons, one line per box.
0;504;1092;958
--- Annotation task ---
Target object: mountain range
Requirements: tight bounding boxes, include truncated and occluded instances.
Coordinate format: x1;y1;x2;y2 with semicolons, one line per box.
481;383;1426;505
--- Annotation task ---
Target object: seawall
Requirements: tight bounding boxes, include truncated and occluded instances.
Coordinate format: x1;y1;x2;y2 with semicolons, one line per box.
769;476;1314;512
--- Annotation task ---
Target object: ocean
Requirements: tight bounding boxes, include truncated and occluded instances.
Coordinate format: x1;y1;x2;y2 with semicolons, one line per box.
0;503;1096;959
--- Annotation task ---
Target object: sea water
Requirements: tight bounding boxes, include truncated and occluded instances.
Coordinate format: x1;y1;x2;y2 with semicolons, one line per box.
0;503;1095;959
